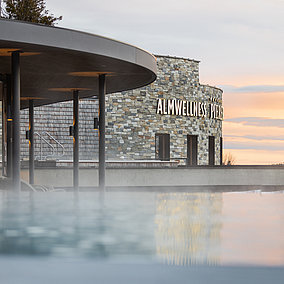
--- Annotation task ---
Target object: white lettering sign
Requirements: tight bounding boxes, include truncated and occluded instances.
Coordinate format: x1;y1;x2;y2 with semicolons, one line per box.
156;98;223;120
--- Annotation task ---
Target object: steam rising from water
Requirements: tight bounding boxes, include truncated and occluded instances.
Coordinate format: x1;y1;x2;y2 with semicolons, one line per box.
0;190;283;266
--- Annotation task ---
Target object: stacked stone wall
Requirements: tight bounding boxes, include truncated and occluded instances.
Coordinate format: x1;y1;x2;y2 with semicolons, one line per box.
105;56;223;165
18;55;223;165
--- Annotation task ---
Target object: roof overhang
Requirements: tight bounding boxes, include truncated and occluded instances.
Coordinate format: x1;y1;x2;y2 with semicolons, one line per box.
0;19;157;109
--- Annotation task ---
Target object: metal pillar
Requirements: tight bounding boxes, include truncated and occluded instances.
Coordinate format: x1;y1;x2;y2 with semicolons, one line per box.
12;51;21;191
99;75;106;190
29;100;34;184
1;75;5;177
1;74;11;177
73;90;79;191
6;75;13;178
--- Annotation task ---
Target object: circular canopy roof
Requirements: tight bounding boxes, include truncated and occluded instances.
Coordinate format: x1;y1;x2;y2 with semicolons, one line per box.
0;19;157;109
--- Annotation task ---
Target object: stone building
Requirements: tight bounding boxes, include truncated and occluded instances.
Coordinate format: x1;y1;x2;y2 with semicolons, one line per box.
105;56;223;165
20;55;223;165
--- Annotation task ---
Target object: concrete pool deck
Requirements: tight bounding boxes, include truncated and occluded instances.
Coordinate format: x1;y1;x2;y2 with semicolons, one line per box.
1;163;283;190
1;257;283;284
15;164;284;190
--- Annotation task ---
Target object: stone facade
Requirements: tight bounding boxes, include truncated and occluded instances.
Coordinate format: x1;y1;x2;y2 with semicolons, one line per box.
20;99;99;161
19;55;223;165
105;56;223;165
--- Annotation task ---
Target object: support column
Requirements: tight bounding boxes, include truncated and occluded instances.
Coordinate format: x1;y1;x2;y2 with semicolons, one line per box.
1;75;5;177
2;74;10;177
6;75;13;178
12;51;21;192
29;100;34;184
73;90;79;191
99;75;106;190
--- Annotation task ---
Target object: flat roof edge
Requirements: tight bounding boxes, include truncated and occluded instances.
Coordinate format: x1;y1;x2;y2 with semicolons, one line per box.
200;84;223;93
154;54;200;63
0;19;157;76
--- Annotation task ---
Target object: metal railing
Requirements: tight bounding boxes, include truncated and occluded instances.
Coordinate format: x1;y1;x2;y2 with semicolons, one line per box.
35;131;65;160
42;131;65;158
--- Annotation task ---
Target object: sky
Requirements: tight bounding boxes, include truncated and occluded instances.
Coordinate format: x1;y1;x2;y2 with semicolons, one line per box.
47;0;284;165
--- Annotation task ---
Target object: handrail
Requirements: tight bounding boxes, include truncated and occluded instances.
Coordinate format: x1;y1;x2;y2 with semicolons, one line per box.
42;131;65;158
34;132;55;160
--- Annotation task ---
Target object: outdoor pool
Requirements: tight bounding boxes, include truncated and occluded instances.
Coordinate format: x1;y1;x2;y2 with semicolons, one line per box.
0;189;283;283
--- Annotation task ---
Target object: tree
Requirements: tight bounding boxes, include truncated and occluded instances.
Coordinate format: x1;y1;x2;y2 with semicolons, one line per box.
2;0;62;26
223;152;236;165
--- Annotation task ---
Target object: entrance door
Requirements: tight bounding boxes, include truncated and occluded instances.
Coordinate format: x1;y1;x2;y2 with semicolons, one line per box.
187;135;198;166
209;136;215;166
155;134;170;161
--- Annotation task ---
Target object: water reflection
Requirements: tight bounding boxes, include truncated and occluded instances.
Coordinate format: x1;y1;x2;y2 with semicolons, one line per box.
155;193;223;266
0;192;156;258
220;192;284;266
0;190;283;266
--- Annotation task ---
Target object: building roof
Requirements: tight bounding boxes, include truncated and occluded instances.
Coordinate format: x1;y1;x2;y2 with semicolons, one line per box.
0;19;157;109
154;54;200;63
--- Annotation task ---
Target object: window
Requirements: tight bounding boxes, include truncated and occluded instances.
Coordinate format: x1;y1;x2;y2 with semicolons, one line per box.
209;136;215;166
187;135;198;166
155;134;170;161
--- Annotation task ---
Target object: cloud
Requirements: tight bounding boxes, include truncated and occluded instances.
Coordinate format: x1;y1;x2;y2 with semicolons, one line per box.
45;0;284;86
223;118;284;152
224;136;284;151
219;85;284;93
225;117;284;128
224;134;284;141
224;141;284;151
223;130;284;152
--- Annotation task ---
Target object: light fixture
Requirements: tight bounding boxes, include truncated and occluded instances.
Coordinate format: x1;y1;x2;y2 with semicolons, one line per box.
26;130;30;140
69;126;74;137
94;118;99;130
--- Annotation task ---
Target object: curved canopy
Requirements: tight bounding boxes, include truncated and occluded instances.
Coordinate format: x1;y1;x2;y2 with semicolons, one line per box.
0;19;157;109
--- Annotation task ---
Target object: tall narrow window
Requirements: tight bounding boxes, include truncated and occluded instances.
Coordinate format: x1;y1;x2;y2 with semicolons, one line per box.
155;134;170;161
187;135;198;166
209;136;215;166
220;137;223;165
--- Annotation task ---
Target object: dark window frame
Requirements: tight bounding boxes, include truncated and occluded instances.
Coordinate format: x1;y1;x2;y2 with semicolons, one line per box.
187;135;198;166
155;133;170;161
209;136;215;166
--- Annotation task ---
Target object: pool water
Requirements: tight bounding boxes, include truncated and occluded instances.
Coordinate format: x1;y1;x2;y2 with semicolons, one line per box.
0;190;283;267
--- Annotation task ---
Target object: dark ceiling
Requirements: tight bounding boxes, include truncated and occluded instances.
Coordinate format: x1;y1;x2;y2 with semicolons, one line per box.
0;19;157;109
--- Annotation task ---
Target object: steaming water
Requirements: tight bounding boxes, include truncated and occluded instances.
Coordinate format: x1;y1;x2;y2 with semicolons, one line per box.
0;190;284;266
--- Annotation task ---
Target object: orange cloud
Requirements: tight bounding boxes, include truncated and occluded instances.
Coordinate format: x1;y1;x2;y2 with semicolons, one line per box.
221;86;284;164
204;75;284;87
223;121;284;137
223;91;284;119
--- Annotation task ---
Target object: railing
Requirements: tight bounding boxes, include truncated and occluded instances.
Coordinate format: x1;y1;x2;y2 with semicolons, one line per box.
34;131;65;160
42;131;65;158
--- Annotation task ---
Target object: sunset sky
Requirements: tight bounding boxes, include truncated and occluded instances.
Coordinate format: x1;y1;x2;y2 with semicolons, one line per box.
47;0;284;164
